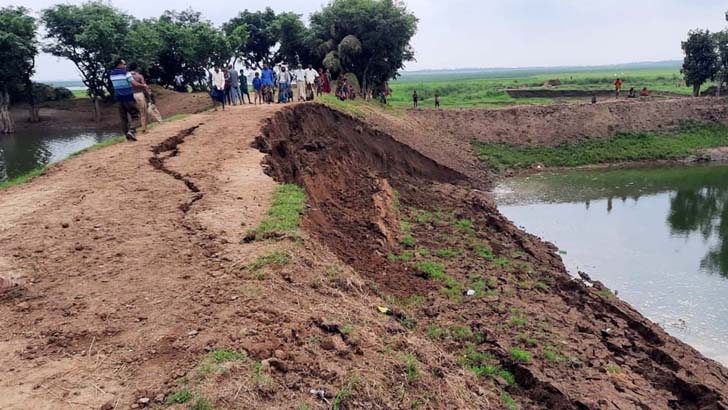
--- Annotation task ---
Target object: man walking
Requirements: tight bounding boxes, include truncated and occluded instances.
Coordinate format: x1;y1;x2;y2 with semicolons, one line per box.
128;63;150;133
228;65;241;106
240;69;252;104
293;64;305;101
253;72;262;105
110;58;147;141
210;66;226;111
278;66;292;104
304;64;319;101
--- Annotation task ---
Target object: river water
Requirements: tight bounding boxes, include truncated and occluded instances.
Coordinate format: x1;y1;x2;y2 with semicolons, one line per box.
495;165;728;366
0;129;117;182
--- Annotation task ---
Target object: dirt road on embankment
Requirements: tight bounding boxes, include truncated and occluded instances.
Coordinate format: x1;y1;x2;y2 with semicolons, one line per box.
1;102;728;409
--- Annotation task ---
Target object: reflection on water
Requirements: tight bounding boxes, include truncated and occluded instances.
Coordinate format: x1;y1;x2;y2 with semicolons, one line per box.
0;128;117;182
495;165;728;365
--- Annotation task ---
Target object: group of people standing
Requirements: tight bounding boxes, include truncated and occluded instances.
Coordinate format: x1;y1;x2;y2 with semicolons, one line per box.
110;58;164;141
209;63;331;110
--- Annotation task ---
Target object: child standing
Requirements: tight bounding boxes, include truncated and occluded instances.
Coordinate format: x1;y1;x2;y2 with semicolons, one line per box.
434;93;441;108
412;90;418;108
253;72;262;105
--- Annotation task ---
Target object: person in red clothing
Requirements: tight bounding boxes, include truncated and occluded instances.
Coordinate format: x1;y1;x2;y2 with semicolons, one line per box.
614;78;622;98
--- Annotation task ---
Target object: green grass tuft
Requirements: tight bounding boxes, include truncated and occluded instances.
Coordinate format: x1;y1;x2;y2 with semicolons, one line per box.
509;348;533;363
166;389;192;404
244;251;289;271
501;392;519;410
248;184;306;239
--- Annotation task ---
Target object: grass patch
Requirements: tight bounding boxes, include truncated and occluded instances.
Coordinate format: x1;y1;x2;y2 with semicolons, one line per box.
414;262;446;280
493;257;510;268
473;121;728;171
210;349;248;363
399;353;420;382
417;248;430;257
332;376;360;410
166;389;192;404
247;184;305;239
501;392;519;410
509;348;533;363
426;325;448;340
509;310;528;328
434;248;464;259
0;165;53;190
400;234;416;248
388;250;415;262
243;251;289;271
458;345;516;386
474;243;494;260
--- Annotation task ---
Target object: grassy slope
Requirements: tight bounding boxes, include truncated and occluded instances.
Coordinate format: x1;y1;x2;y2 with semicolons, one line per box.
473;121;728;171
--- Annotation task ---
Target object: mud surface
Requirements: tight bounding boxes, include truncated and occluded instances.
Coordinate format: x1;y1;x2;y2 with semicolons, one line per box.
505;89;683;99
1;101;728;409
261;104;728;409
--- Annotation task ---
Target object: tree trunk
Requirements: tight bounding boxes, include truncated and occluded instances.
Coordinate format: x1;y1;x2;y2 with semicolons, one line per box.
25;80;40;123
91;96;101;123
0;86;15;134
693;83;701;97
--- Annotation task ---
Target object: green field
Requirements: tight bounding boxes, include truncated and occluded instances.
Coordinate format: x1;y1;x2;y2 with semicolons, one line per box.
387;66;690;109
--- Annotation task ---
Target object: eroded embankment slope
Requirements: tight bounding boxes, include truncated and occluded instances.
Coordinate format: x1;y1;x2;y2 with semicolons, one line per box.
260;104;728;409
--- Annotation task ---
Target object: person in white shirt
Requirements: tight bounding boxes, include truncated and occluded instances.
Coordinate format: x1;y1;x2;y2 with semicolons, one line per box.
304;64;319;100
293;64;306;101
210;67;226;111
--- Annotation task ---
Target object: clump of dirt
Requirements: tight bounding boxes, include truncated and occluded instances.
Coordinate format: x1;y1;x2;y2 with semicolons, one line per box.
259;103;728;409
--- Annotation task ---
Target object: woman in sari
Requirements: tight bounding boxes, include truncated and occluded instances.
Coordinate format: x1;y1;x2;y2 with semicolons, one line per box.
318;68;331;94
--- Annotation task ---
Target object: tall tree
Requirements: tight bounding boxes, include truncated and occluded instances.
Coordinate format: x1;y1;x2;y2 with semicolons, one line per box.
310;0;417;97
224;8;278;69
714;30;728;96
681;29;718;96
42;1;132;121
0;6;38;133
273;12;312;66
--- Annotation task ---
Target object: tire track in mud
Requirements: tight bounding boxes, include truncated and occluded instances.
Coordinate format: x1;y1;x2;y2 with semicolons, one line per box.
148;124;204;212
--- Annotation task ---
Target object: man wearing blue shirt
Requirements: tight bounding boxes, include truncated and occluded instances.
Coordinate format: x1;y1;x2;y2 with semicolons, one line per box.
260;64;275;103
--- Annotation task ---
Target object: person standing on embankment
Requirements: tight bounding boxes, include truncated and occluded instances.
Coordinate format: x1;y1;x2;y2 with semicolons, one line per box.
128;63;150;133
110;58;148;141
614;78;622;98
210;67;226;111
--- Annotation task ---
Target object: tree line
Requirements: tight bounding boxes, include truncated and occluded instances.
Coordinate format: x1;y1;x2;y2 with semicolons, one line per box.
0;0;418;132
682;11;728;96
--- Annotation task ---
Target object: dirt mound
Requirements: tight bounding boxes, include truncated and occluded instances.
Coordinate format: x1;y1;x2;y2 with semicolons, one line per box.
259;104;728;409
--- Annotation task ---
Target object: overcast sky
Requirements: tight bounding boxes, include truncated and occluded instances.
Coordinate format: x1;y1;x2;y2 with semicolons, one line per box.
5;0;727;81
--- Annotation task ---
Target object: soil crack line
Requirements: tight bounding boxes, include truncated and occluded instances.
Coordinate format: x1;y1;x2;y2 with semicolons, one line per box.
149;124;204;212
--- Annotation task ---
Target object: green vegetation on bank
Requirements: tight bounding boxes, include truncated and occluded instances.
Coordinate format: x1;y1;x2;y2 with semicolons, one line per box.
247;184;306;239
473;121;728;171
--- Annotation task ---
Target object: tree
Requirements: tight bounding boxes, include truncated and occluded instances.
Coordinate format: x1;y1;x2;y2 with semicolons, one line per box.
42;2;132;121
125;19;164;75
681;29;718;96
224;8;278;69
0;6;38;133
310;0;417;97
273;12;313;66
